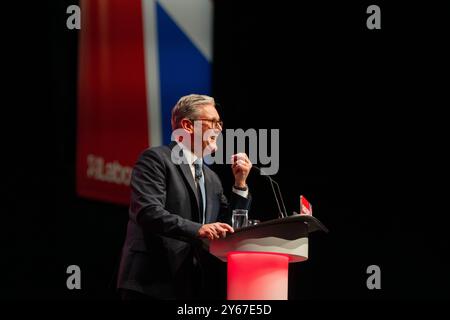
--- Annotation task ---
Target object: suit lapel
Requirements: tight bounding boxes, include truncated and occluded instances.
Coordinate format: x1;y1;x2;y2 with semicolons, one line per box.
178;162;200;206
169;141;201;215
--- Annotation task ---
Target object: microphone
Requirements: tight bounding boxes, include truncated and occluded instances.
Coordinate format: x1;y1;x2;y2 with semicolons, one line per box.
252;166;288;219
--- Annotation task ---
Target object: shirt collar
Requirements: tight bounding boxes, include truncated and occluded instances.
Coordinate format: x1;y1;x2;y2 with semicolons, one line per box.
176;141;202;166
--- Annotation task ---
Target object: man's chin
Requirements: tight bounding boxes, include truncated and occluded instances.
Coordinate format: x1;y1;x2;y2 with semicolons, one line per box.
203;142;218;156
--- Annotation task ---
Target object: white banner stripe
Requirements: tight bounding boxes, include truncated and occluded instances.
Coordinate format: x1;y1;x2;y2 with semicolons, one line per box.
142;0;162;147
157;0;213;62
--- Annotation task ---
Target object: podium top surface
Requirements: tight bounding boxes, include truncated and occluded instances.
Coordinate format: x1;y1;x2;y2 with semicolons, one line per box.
234;214;329;234
208;214;328;263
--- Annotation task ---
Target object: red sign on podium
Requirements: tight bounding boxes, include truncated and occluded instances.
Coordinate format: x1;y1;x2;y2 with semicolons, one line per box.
300;195;313;216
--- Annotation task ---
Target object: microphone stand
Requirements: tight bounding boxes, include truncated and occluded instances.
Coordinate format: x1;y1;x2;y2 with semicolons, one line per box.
252;166;288;219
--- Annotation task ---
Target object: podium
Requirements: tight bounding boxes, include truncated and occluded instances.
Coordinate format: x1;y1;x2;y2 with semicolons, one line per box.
209;214;328;300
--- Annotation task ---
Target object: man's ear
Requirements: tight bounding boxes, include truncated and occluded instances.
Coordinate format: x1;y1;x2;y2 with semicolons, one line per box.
180;118;194;134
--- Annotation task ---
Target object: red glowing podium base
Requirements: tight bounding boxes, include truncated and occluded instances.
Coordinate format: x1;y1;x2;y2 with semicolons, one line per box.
227;252;289;300
209;215;328;300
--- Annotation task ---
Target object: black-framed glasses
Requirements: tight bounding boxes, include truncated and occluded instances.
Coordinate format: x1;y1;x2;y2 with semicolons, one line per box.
189;118;224;129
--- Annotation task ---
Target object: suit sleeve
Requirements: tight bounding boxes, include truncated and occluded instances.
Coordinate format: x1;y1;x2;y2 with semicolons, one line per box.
129;149;202;239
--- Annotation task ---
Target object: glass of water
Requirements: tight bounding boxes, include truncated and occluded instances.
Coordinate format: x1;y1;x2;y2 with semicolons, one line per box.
232;209;248;230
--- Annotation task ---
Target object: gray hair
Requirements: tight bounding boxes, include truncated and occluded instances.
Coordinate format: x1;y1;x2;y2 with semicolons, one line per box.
171;94;215;130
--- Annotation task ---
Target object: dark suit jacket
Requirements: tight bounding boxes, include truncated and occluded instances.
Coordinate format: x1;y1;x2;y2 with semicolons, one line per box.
117;142;251;299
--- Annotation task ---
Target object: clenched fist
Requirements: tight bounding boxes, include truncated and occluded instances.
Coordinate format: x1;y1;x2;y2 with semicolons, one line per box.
231;153;252;188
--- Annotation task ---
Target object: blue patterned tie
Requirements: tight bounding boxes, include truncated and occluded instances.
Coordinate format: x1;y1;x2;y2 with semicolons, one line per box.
194;161;205;223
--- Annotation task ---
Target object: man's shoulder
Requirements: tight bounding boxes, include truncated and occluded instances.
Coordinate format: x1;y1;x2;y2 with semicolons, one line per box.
146;144;172;155
137;144;173;162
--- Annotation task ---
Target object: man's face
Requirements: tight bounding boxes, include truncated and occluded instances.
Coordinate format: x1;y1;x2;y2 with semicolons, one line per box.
192;104;222;157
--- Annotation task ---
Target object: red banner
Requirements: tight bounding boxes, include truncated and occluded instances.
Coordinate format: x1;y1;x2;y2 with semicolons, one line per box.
76;0;149;205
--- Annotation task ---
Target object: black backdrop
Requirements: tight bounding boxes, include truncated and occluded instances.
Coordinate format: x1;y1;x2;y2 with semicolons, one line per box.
3;1;449;300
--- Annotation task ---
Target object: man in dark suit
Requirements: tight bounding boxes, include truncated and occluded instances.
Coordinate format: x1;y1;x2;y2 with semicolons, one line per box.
117;94;252;299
